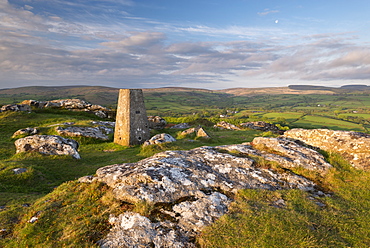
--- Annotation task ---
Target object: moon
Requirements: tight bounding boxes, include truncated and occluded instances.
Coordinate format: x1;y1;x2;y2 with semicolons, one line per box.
275;20;279;24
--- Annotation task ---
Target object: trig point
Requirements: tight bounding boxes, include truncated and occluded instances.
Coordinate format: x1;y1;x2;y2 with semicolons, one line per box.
114;89;150;146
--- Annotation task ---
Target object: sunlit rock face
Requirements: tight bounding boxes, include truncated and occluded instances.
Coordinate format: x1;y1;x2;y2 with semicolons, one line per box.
284;128;370;170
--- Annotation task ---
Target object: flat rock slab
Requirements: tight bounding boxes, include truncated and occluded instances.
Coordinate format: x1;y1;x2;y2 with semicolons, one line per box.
56;126;109;140
15;135;80;159
284;129;370;170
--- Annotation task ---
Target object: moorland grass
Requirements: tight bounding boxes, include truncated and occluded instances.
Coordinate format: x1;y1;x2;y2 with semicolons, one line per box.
198;154;370;248
1;108;370;247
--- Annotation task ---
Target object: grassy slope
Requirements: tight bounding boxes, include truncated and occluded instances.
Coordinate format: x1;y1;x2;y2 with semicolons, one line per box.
1;110;370;247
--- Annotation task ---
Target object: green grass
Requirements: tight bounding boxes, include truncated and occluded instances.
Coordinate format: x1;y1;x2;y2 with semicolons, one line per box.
198;153;370;248
1;94;370;247
291;115;364;131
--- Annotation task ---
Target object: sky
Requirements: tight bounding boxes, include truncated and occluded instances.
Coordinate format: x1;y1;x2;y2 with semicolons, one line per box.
1;0;370;90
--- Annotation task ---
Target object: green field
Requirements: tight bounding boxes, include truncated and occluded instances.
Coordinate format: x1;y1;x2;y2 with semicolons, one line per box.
1;86;370;247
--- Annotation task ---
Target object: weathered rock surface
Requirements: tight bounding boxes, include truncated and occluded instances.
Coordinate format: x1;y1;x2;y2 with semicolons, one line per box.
12;127;38;137
93;139;327;247
91;121;115;134
171;123;190;129
216;140;332;176
74;126;363;248
100;212;194;248
284;128;370;170
15;135;80;159
180;126;211;139
20;99;111;118
0;104;31;112
214;121;241;130
56;126;109;140
240;121;282;133
147;116;167;130
143;133;176;146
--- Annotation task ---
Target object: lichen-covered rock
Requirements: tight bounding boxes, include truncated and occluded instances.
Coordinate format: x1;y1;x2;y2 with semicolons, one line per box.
0;104;31;112
147;116;167;130
91;121;115;134
251;137;332;174
56;126;109;140
94;143;321;247
99;212;194;248
91;138;339;247
96;146;318;204
240;121;282;133
12;127;38;138
20;99;110;118
14;135;80;159
284;129;370;170
171;123;190;129
143;133;176;146
173;192;230;232
214;121;241;130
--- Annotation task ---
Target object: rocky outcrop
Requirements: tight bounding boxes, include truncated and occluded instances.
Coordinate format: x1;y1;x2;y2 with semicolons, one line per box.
284;128;370;170
240;121;282;133
214;121;241;130
20;99;111;118
229;137;332;175
180;126;211;139
0;104;31;112
56;126;109;140
143;133;176;146
12;127;38;138
14;135;80;159
91;137;330;247
147;116;167;130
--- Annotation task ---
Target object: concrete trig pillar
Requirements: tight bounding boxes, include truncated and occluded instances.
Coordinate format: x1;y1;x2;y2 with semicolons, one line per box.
114;89;150;146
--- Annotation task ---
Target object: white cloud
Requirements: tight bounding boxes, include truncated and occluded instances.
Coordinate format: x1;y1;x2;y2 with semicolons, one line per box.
257;9;279;16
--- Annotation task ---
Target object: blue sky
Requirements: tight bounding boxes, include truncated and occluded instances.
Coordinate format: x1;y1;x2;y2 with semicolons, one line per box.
1;0;370;89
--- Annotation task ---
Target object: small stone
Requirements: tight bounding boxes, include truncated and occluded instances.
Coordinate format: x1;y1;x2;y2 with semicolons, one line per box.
214;121;241;130
171;123;190;129
272;199;286;208
12;127;38;138
143;133;176;146
29;217;38;223
12;168;27;174
180;126;211;138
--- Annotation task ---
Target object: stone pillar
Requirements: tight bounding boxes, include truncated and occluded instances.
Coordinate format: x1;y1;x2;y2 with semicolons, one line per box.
114;89;150;146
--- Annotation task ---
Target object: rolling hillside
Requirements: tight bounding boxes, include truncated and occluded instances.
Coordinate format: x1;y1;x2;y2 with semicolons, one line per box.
1;84;369;107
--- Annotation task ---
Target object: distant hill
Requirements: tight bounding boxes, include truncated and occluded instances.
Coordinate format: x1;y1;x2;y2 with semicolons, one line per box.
1;84;369;107
288;84;370;93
